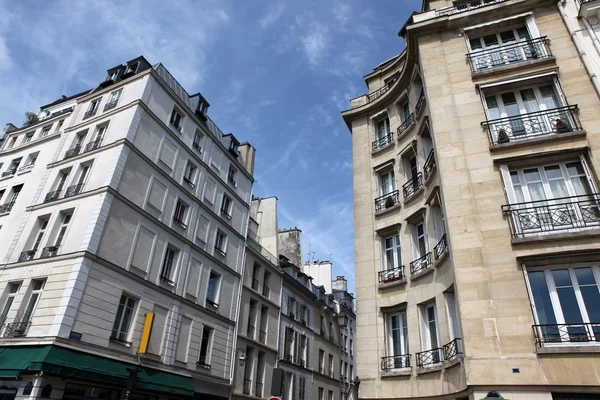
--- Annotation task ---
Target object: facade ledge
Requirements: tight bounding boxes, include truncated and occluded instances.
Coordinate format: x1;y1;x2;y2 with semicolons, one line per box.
443;355;463;369
416;362;443;374
378;278;407;290
410;266;434;281
381;368;412;378
371;141;395;156
489;130;586;152
0;132;62;157
375;203;400;217
402;186;424;206
236;334;279;354
0;174;14;182
472;56;556;79
511;229;600;245
537;345;600;354
243;284;282;309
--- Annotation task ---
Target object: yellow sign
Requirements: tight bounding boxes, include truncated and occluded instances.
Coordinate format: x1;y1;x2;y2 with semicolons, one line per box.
139;313;155;354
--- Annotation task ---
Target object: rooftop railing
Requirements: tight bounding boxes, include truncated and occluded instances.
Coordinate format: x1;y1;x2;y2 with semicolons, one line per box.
368;76;398;102
436;0;506;16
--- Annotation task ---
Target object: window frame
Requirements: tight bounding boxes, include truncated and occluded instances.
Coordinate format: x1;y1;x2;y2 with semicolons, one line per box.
21;279;46;324
173;200;188;228
206;271;221;307
382;233;402;271
198;325;214;367
220;194;233;219
0;281;21;322
420;302;440;351
215;230;228;255
169;107;184;132
111;293;137;345
160;246;178;285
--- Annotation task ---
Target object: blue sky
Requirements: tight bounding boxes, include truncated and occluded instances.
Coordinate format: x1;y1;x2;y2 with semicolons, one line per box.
0;0;420;294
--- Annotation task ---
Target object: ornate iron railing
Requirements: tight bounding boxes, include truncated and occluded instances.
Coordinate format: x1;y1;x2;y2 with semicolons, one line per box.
533;323;600;346
415;90;426;116
65;183;84;198
368;76;398;102
372;132;393;151
375;190;400;212
1;168;16;177
423;150;436;181
482;105;581;146
104;100;118;111
18;250;36;262
3;321;31;337
443;338;462;360
0;201;15;214
410;252;432;275
378;266;405;284
434;234;448;260
403;172;423;198
467;37;551;73
64;146;81;159
436;0;506;16
416;348;443;367
501;193;600;238
44;190;62;203
41;246;59;258
397;114;415;136
381;354;411;371
85;139;103;152
83;109;97;119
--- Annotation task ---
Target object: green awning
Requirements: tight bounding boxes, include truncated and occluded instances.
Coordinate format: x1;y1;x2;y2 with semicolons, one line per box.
0;345;194;396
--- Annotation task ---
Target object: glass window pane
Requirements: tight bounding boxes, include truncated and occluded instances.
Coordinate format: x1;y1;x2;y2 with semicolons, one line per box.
574;267;597;286
516;27;530;40
469;38;482;50
483;34;499;46
499;30;516;43
552;269;573;287
580;286;600;322
529;271;558;326
552;270;584;324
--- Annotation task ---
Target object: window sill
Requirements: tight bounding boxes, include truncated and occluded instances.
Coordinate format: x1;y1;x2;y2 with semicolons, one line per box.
403;186;424;206
471;56;556;79
416;362;443;374
410;265;434;281
381;367;412;378
378;277;407;290
511;228;600;245
129;264;148;277
375;203;400;217
0;174;14;182
537;345;600;354
489;130;586;151
17;166;34;176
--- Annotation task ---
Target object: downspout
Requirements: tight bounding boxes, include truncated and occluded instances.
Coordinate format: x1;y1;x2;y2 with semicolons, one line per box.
558;0;600;98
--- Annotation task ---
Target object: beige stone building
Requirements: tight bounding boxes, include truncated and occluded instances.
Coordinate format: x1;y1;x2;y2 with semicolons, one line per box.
342;0;600;399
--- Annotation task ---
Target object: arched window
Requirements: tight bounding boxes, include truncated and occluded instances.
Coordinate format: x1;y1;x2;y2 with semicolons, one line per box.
41;384;53;398
23;381;33;396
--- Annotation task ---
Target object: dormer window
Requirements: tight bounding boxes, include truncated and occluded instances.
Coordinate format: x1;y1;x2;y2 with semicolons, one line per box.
127;63;138;74
229;140;239;157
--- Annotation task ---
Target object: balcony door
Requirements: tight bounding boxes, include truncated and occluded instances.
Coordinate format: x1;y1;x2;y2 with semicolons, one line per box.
376;117;390;142
379;170;396;197
386;312;409;368
469;27;535;70
528;266;600;344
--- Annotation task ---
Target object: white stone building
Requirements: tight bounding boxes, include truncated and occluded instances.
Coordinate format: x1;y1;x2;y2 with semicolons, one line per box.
0;56;255;400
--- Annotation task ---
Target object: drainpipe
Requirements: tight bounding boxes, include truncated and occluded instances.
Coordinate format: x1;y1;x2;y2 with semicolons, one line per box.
558;0;600;98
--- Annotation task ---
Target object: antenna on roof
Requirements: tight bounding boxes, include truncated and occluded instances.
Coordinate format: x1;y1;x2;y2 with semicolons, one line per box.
308;245;315;264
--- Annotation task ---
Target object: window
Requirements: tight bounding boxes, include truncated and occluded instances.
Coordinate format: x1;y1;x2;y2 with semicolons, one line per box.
413;221;428;260
85;98;101;118
329;322;334;340
376;117;390;141
40;126;51;137
262;271;271;298
318;349;325;373
105;89;122;110
22;133;33;144
198;326;213;367
215;230;227;255
173;200;187;228
193;130;203;152
23;382;33;396
40;384;52;398
243;347;254;394
284;327;294;361
259;306;268;343
220;194;233;219
53;212;73;248
0;282;21;321
227;165;237;186
183;162;197;187
328;354;334;377
88;124;106;151
5;184;23;207
247;300;257;338
175;316;192;362
7;158;21;174
528;265;600;344
31;217;50;253
403;151;421;196
385;312;409;368
160;247;178;284
318;388;324;400
350;339;354;356
22;279;46;324
251;264;261;290
320;316;325;335
111;293;137;344
445;292;461;341
55;119;65;132
420;303;440;358
328;390;334;400
74;131;87;149
169;108;184;132
206;272;221;306
350;365;354;380
288;296;296;318
6;136;16;149
383;234;402;271
25;152;38;167
379;170;396;197
298;376;305;400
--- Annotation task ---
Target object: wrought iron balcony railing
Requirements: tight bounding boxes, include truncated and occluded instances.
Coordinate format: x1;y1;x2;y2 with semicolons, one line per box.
416;347;442;367
259;329;267;344
18;250;36;262
83;109;97;119
482;105;581;146
423;150;436;181
381;354;411;371
375;190;400;212
410;252;432;275
372;132;393;151
501;193;600;238
65;183;84;198
44;190;62;203
434;234;448;260
64;146;81;159
397;114;415;137
443;338;462;360
41;246;59;258
243;379;251;395
467;37;551;74
104;100;118;111
3;321;31;337
403;172;423;198
368;76;398;102
533;322;600;346
0;201;15;214
85;139;103;152
415;90;426;116
437;0;505;16
1;169;16;177
378;266;405;284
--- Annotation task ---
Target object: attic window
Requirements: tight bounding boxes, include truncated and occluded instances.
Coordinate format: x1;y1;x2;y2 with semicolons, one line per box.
127;63;138;73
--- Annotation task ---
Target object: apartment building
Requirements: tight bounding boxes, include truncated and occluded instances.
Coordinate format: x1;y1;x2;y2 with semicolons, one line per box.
343;0;600;399
0;56;255;400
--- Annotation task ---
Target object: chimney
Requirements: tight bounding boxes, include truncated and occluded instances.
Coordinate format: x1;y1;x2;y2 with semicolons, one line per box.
238;142;256;176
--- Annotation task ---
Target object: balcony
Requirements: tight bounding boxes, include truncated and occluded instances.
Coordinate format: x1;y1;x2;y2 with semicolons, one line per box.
103;100;118;111
18;250;36;262
3;321;31;338
378;266;405;285
85;139;103;152
482;105;582;147
414;90;426;117
372;132;393;152
436;0;506;16
381;354;411;371
44;190;62;203
415;347;442;367
467;37;552;74
397;114;415;137
375;190;400;212
533;323;600;347
368;76;398;103
423;150;436;182
65;183;84;198
64;146;81;159
243;379;251;395
0;201;15;214
410;253;432;276
402;173;423;199
434;234;448;261
501;194;600;239
83;109;97;119
41;246;59;258
1;169;16;178
443;338;462;360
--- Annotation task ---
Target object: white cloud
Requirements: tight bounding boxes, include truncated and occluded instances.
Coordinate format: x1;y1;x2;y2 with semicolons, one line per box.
300;22;329;66
259;3;285;28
